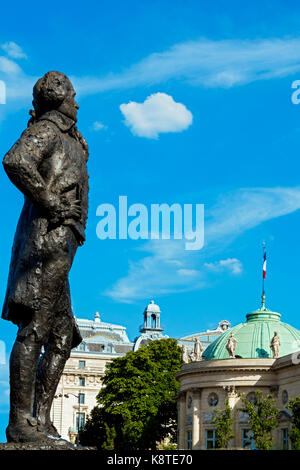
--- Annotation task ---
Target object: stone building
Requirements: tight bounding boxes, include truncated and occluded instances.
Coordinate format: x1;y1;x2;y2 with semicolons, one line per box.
176;298;300;450
51;312;134;442
51;300;229;443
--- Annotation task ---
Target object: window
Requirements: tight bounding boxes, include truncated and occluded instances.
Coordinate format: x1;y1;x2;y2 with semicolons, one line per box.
76;413;85;431
205;429;216;449
79;377;85;387
79;360;85;368
282;428;289;450
246;392;257;405
242;429;255;449
186;430;192;450
282;390;289;406
78;393;85;404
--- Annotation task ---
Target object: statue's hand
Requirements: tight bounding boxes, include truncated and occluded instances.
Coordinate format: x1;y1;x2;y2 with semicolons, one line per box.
64;199;82;221
40;191;81;224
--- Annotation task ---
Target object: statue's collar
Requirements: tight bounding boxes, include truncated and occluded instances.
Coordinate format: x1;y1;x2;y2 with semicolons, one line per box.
38;110;76;132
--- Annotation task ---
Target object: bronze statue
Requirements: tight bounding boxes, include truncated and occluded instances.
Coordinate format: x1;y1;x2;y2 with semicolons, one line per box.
2;71;89;443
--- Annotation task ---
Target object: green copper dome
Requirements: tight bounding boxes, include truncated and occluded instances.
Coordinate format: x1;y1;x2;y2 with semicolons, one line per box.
204;305;300;360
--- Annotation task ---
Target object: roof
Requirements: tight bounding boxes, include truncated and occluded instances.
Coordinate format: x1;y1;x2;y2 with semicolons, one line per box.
144;300;161;313
204;305;300;360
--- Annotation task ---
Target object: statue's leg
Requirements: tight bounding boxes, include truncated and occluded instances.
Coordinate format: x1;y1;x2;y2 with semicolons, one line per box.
34;227;79;438
35;304;73;437
6;328;45;442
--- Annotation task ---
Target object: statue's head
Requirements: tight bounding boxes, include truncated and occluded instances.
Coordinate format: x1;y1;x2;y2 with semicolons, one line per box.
32;71;79;121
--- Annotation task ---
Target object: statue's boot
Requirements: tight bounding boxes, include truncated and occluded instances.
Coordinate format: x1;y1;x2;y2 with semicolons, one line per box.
6;333;48;443
35;343;71;439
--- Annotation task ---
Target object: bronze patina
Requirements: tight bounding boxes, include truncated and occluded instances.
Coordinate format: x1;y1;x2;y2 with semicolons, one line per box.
2;71;89;443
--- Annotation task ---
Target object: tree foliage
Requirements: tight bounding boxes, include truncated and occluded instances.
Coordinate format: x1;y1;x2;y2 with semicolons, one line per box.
239;390;279;450
212;398;235;449
287;396;300;450
79;338;182;450
78;406;115;449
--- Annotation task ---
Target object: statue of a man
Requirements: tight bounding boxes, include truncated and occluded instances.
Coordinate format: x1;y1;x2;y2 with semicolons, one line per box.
226;333;238;358
270;332;280;359
182;345;189;364
2;71;89;443
189;337;204;362
194;337;204;361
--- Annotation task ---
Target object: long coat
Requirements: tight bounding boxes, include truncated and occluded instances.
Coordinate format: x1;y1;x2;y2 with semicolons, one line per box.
2;110;89;345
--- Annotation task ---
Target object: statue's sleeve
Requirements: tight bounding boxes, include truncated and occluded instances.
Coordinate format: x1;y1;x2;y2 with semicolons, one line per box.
80;171;89;231
2;120;58;214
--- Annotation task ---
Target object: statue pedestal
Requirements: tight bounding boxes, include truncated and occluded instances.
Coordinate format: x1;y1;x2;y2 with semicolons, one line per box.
0;442;96;451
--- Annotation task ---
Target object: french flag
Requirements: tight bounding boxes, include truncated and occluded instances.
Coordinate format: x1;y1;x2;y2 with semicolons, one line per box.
263;251;267;279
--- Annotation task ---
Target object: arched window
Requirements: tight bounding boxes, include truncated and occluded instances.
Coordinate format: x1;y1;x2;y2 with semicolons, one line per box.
78;342;86;352
151;314;157;329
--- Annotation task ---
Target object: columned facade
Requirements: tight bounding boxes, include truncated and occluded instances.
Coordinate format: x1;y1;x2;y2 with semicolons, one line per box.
191;388;201;449
178;391;186;450
176;355;300;450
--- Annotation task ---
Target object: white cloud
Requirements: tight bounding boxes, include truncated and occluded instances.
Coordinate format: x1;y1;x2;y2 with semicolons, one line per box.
120;93;193;138
206;186;300;243
92;121;107;131
105;186;300;302
1;42;27;59
0;56;22;76
0;54;36;101
4;37;300;104
204;258;243;275
74;37;300;95
177;268;199;277
105;242;205;302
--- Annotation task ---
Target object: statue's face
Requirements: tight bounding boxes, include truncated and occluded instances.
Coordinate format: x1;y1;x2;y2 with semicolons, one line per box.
58;84;79;122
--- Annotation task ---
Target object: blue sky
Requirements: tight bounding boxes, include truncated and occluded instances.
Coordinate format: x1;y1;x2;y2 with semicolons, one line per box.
1;0;300;439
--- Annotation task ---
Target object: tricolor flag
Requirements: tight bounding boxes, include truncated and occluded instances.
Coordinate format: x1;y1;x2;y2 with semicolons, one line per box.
263;250;267;279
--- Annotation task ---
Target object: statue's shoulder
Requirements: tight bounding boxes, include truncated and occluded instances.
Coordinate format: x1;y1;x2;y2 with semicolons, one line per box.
38;110;75;133
23;118;59;140
8;119;61;158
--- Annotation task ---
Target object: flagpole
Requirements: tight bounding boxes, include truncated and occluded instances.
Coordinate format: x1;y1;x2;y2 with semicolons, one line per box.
262;241;266;308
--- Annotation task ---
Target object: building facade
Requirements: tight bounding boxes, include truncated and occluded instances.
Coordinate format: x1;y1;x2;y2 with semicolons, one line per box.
176;301;300;450
51;312;134;441
52;301;229;442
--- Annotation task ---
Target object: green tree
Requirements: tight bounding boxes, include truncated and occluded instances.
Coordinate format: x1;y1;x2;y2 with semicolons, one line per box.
287;396;300;450
212;398;235;449
79;338;182;450
239;390;279;450
78;406;115;449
